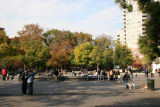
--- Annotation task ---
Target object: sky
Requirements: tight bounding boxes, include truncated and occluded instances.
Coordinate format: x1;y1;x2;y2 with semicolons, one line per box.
0;0;123;39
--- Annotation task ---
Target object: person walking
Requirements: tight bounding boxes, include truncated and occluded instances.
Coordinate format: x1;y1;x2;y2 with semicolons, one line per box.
1;68;7;80
123;71;131;89
102;70;106;81
54;69;59;80
21;71;28;95
97;69;101;80
144;69;148;77
117;70;121;82
26;70;36;95
113;71;117;82
146;69;149;77
109;70;113;80
136;70;138;77
130;69;133;79
84;69;89;81
18;68;24;81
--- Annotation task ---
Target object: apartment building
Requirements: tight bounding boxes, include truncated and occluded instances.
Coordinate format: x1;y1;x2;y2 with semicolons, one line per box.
118;0;160;56
117;28;125;44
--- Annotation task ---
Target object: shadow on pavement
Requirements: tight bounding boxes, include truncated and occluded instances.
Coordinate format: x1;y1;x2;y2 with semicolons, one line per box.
0;80;131;106
96;96;160;107
1;76;160;107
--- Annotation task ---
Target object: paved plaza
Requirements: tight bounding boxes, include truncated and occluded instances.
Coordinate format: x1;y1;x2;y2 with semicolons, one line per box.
1;73;160;107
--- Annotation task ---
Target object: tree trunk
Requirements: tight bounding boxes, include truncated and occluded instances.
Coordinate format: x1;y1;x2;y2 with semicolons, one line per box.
60;67;63;76
97;64;99;71
24;64;26;71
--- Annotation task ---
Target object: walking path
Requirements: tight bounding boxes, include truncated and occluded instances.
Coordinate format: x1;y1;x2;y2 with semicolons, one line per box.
0;73;160;107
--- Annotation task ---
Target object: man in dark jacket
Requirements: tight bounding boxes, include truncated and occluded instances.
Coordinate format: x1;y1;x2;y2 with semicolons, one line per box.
18;68;24;81
123;71;131;89
102;70;106;80
97;69;101;80
21;71;28;95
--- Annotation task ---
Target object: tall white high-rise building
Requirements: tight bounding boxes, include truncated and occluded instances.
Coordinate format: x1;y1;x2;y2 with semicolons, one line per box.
117;28;125;44
118;0;159;56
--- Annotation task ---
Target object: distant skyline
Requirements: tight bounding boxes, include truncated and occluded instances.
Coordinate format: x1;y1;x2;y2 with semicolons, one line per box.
0;0;123;39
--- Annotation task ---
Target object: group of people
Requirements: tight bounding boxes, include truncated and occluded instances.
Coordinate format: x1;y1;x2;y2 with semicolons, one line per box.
1;68;36;95
72;69;121;81
155;68;160;76
21;69;37;95
143;68;160;77
2;67;149;93
82;69;107;81
109;70;121;82
97;69;107;80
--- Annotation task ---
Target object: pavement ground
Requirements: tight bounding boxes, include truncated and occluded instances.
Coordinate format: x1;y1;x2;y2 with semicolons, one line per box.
0;73;160;107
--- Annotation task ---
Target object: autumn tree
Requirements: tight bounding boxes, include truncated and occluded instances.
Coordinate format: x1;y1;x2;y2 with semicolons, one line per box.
17;24;50;70
132;55;143;70
73;32;93;45
46;29;76;69
18;24;43;38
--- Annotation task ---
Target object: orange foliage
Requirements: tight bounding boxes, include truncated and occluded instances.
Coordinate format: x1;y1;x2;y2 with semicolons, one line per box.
47;31;76;67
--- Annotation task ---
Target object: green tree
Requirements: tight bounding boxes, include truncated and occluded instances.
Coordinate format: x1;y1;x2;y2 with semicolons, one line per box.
73;32;93;45
89;35;113;70
0;29;9;59
43;29;60;45
114;43;134;69
143;2;160;60
138;36;156;64
19;39;50;69
103;49;114;70
6;37;25;70
8;37;24;56
17;24;50;70
74;42;94;67
0;56;14;69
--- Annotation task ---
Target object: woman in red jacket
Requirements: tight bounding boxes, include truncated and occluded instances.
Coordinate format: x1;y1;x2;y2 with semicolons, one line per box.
2;68;7;80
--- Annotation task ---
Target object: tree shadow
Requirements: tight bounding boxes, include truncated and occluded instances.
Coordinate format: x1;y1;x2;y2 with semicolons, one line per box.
0;79;132;106
95;97;160;107
0;77;159;106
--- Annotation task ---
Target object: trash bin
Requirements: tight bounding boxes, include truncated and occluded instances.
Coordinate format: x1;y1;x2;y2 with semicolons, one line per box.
147;79;154;91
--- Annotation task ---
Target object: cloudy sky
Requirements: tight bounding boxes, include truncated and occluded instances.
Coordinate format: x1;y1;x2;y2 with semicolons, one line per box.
0;0;123;39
